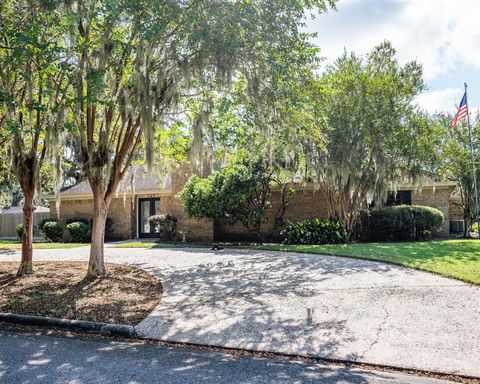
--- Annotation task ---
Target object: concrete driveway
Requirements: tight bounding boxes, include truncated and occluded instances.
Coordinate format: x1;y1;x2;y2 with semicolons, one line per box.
1;245;479;377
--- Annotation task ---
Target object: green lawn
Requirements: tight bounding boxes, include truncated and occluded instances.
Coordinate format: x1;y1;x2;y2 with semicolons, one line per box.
252;240;480;285
0;240;86;250
114;239;480;285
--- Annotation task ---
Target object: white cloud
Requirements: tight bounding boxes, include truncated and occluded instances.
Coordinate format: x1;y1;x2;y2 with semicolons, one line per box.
415;88;462;114
307;0;480;80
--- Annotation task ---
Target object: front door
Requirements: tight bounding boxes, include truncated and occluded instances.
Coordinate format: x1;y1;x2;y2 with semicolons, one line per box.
138;197;161;238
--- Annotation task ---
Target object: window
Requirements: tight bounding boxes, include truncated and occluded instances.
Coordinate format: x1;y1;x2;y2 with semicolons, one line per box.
385;190;412;206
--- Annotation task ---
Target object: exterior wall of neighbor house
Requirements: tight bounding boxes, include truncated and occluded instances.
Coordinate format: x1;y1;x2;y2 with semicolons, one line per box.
50;196;135;240
411;186;456;237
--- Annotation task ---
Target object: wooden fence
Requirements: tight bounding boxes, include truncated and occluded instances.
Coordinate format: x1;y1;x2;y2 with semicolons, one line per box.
0;211;50;238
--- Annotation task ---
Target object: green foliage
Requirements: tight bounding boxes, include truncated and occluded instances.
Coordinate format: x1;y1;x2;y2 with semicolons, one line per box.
0;178;23;210
39;218;62;232
310;42;437;234
0;0;69;197
471;221;479;234
179;163;294;239
149;214;177;241
41;221;64;243
433;115;480;234
16;223;23;239
282;219;347;245
66;222;89;243
366;205;444;241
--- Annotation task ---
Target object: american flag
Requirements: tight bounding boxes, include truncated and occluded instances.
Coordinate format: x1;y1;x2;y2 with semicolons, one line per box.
451;92;468;131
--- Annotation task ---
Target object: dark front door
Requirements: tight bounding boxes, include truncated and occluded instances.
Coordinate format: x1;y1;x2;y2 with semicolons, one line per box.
138;197;161;238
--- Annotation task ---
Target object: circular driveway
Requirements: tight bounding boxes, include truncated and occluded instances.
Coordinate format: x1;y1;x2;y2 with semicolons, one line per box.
1;246;479;376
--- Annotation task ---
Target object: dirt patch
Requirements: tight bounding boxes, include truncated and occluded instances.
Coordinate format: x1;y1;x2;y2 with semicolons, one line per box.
0;262;162;325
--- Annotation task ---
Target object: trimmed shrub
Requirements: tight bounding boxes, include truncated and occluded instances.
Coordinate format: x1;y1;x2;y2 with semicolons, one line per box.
148;214;177;241
368;205;443;241
38;217;61;232
281;218;347;245
16;223;23;239
42;221;65;242
66;221;89;242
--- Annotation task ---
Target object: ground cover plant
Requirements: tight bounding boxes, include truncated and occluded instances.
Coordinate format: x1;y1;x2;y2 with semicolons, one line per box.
281;218;347;245
0;262;162;325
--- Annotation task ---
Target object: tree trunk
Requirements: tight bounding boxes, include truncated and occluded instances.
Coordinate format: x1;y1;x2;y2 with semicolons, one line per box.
17;191;35;276
88;193;109;277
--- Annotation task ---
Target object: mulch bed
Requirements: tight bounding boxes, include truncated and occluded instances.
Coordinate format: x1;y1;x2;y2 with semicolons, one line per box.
0;262;162;325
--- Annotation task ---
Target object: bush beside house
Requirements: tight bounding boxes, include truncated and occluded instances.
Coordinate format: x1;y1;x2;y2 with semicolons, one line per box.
282;219;347;245
15;223;23;239
149;214;178;241
42;221;65;242
282;205;443;245
66;222;89;242
359;205;444;241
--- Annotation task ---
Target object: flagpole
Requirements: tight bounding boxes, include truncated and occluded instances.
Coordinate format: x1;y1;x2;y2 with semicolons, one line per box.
464;83;480;236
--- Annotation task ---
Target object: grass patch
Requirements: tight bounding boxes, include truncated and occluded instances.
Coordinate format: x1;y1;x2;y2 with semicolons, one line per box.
0;261;162;325
251;240;480;285
0;240;86;250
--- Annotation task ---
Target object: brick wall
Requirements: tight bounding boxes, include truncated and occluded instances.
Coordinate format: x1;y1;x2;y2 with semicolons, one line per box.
51;178;456;242
411;186;455;237
50;196;135;240
219;184;456;241
169;166;214;242
218;185;330;241
448;194;464;221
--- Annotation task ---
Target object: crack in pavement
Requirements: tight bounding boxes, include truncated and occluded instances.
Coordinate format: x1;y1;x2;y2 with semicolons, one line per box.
362;296;392;358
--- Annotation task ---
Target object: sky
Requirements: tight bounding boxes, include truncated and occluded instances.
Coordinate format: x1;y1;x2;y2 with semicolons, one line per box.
305;0;480;116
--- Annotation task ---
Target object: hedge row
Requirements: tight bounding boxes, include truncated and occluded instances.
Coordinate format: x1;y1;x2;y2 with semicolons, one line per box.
282;205;444;245
357;205;444;242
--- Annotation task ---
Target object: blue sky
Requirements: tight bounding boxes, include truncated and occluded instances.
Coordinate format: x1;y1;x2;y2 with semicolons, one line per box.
305;0;480;115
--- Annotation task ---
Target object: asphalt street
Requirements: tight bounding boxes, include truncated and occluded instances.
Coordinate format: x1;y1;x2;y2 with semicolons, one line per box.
0;328;453;384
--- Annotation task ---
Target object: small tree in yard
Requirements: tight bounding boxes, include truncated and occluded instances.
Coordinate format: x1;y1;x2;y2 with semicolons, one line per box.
59;0;335;276
0;1;69;275
179;162;295;241
309;42;439;236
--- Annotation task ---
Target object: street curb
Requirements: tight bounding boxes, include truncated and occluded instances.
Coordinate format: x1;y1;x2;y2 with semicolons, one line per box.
1;316;478;382
0;313;136;338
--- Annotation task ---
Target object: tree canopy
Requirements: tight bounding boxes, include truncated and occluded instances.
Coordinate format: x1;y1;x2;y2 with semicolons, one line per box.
308;42;439;234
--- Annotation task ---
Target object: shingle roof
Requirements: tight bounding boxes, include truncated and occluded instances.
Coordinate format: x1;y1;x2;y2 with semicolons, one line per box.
58;165;171;196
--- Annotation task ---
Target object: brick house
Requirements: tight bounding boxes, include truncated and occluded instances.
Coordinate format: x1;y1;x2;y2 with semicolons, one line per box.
47;165;461;241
